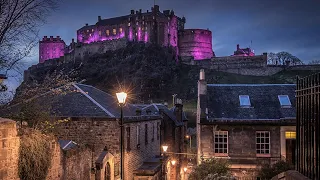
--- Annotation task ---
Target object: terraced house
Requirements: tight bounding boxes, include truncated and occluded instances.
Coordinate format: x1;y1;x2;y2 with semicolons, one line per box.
196;69;296;179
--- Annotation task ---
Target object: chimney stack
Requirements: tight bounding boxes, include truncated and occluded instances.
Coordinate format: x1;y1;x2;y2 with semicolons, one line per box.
98;16;101;21
174;98;183;122
139;9;142;13
131;10;135;14
85;23;88;26
237;44;240;50
72;38;74;43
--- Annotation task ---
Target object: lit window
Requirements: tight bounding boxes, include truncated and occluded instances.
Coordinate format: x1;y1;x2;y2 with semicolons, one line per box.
214;131;228;154
99;31;101;36
136;22;138;25
92;29;94;32
278;95;291;106
142;21;144;25
106;30;110;36
119;28;123;33
128;23;131;27
135;33;137;36
89;33;91;37
145;27;147;30
87;30;89;33
138;27;141;30
285;132;296;139
113;29;116;35
153;16;155;19
239;95;251;107
142;27;144;31
256;131;270;154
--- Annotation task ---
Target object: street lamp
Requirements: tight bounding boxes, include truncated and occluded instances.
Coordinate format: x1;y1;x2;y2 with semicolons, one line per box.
162;145;168;153
186;135;192;151
116;92;127;180
183;167;187;172
171;160;176;165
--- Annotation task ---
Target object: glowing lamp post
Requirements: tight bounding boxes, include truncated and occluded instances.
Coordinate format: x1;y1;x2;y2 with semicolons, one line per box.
162;145;168;153
116;92;127;180
171;160;176;166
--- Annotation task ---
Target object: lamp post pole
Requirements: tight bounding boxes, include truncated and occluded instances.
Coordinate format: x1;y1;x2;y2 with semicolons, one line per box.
120;103;124;180
116;92;127;180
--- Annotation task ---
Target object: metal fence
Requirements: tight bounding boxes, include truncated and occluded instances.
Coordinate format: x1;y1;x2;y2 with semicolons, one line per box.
296;73;320;180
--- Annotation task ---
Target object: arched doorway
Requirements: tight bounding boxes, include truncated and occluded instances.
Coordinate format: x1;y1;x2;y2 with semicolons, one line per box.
104;162;111;180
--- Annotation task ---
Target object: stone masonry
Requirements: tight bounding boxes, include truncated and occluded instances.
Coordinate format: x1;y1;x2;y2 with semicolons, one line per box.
0;118;19;180
55;117;161;180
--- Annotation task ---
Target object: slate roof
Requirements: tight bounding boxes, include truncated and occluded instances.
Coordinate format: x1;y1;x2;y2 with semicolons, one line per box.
205;84;296;124
131;103;186;126
58;140;78;150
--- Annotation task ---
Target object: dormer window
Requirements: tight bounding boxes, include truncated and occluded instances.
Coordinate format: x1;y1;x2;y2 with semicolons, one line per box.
239;95;251;107
278;95;291;107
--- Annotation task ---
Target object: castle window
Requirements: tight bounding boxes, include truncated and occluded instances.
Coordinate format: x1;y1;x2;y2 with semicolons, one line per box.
92;29;94;32
89;33;92;37
87;30;89;33
153;16;155;19
128;23;131;27
119;28;123;33
113;29;116;35
142;21;144;25
98;31;101;36
138;27;141;31
145;27;147;30
136;22;138;25
136;17;138;20
142;27;144;31
128;17;131;21
106;30;110;36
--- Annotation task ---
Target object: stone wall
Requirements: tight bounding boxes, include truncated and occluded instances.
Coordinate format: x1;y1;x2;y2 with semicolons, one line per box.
54;117;161;180
199;124;282;179
0;118;19;180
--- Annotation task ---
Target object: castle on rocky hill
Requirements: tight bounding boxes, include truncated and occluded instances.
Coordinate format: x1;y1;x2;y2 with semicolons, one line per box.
39;5;243;63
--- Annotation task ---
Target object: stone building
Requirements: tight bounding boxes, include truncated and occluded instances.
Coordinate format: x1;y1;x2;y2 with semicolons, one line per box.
232;44;255;56
39;36;66;63
196;69;296;179
132;101;188;180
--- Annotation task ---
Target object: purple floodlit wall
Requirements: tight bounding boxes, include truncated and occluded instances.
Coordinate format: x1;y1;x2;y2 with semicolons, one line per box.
39;36;66;63
178;29;213;60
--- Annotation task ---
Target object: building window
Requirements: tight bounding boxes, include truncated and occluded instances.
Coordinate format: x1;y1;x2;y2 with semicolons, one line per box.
142;27;144;31
87;29;89;32
113;29;116;35
256;131;270;154
138;27;141;31
285;131;296;139
136;125;140;148
92;29;94;32
89;33;92;37
239;95;251;107
152;123;155;142
126;127;131;151
278;95;291;107
128;23;131;27
145;27;148;31
99;31;101;36
145;124;148;145
106;30;110;36
214;131;228;154
142;21;144;25
119;28;123;33
157;122;160;140
136;22;139;25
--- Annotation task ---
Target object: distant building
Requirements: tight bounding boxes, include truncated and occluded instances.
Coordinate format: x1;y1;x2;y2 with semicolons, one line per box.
296;73;320;180
233;44;255;56
196;69;296;179
133;101;188;180
39;36;66;63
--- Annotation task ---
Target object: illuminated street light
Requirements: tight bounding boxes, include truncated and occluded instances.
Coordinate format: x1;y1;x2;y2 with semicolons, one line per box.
184;167;187;172
171;160;176;165
116;91;127;180
162;145;168;153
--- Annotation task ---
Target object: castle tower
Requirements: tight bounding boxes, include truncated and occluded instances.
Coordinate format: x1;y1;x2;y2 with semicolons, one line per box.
39;36;66;63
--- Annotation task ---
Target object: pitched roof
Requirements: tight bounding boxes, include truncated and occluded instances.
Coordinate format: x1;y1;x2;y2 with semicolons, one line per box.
205;84;296;123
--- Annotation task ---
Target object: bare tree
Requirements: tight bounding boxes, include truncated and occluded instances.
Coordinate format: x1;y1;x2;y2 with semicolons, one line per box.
267;51;304;66
0;0;59;74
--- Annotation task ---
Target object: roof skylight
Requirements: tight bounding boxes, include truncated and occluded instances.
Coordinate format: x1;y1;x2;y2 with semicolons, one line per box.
278;95;291;106
239;95;251;107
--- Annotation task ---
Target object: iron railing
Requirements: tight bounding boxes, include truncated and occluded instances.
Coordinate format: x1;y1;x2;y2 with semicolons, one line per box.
296;73;320;180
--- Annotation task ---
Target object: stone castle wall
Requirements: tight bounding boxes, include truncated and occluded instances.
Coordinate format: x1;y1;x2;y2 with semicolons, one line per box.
0;118;19;180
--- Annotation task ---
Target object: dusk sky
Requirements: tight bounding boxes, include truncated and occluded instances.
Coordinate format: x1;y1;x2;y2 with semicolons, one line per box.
5;0;320;92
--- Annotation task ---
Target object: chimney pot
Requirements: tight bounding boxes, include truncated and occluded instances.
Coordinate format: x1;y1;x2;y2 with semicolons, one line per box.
72;38;74;43
98;16;101;21
85;23;88;26
139;9;142;13
147;10;149;13
200;69;205;80
237;44;240;50
131;10;135;14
